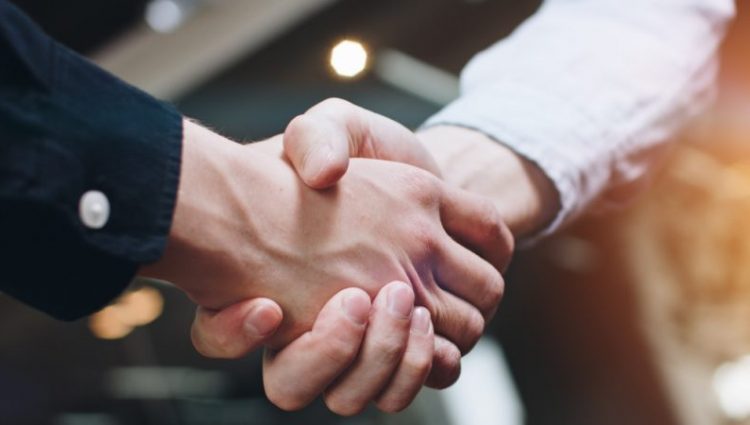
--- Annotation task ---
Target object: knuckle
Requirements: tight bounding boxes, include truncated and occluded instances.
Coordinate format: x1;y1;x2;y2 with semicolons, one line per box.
425;299;446;329
403;354;433;380
481;271;505;314
427;355;461;389
426;296;461;338
477;201;505;244
474;200;514;271
499;226;516;271
408;218;440;258
458;311;485;354
402;168;442;206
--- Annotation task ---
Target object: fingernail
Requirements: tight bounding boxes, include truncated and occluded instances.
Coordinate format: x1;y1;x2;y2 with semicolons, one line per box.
387;283;414;318
244;304;279;337
343;291;369;325
411;307;431;335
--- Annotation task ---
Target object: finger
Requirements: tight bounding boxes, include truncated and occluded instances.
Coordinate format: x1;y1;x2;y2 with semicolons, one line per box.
283;98;440;189
425;336;462;389
375;307;434;412
440;186;515;272
434;235;505;321
283;113;350;189
413;270;486;355
263;288;371;411
323;282;415;416
191;298;283;359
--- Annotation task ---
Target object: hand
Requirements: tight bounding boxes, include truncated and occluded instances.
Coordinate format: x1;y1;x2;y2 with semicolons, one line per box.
187;136;440;413
192;283;434;414
276;98;558;239
138;117;508;400
187;100;516;408
267;98;512;272
279;100;516;389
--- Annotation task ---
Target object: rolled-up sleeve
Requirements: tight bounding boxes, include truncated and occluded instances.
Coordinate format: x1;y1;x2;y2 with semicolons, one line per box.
0;0;182;320
424;0;735;238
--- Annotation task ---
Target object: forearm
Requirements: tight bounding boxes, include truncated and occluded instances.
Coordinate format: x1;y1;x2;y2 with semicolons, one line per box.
418;126;559;240
423;0;734;237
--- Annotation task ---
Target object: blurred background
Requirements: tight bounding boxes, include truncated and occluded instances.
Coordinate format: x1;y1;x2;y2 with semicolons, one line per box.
1;0;749;424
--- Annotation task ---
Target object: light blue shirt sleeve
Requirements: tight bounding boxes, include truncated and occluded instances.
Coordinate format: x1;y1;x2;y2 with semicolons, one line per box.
423;0;735;238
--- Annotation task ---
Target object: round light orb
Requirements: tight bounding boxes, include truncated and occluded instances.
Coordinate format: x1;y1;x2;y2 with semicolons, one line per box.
330;39;368;78
145;0;185;33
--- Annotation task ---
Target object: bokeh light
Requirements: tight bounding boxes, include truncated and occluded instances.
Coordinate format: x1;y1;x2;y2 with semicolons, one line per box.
713;356;750;421
145;0;186;33
329;39;368;78
89;287;164;340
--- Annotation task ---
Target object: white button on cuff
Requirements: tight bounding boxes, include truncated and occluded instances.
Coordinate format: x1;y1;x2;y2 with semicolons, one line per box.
79;190;110;229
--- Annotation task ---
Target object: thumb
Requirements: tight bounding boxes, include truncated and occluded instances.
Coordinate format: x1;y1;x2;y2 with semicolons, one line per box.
191;298;283;359
283;113;351;189
283;98;441;189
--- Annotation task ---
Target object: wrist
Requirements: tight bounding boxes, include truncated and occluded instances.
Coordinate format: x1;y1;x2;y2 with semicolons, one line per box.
138;119;260;305
417;126;560;239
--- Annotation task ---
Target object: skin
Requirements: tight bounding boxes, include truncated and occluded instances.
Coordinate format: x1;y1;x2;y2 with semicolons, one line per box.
279;99;558;238
417;124;559;240
142;119;509;348
191;283;435;414
188;98;558;414
138;114;514;413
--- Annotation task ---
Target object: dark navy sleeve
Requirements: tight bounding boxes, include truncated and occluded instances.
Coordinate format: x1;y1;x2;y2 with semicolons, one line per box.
0;0;182;320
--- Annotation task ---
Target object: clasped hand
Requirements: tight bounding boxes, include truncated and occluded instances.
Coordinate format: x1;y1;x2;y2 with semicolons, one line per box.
139;99;514;415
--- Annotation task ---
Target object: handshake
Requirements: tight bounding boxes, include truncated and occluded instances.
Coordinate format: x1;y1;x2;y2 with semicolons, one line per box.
139;99;518;415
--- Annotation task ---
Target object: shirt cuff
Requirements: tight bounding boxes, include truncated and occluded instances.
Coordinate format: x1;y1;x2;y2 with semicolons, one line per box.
0;0;182;320
48;43;183;264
